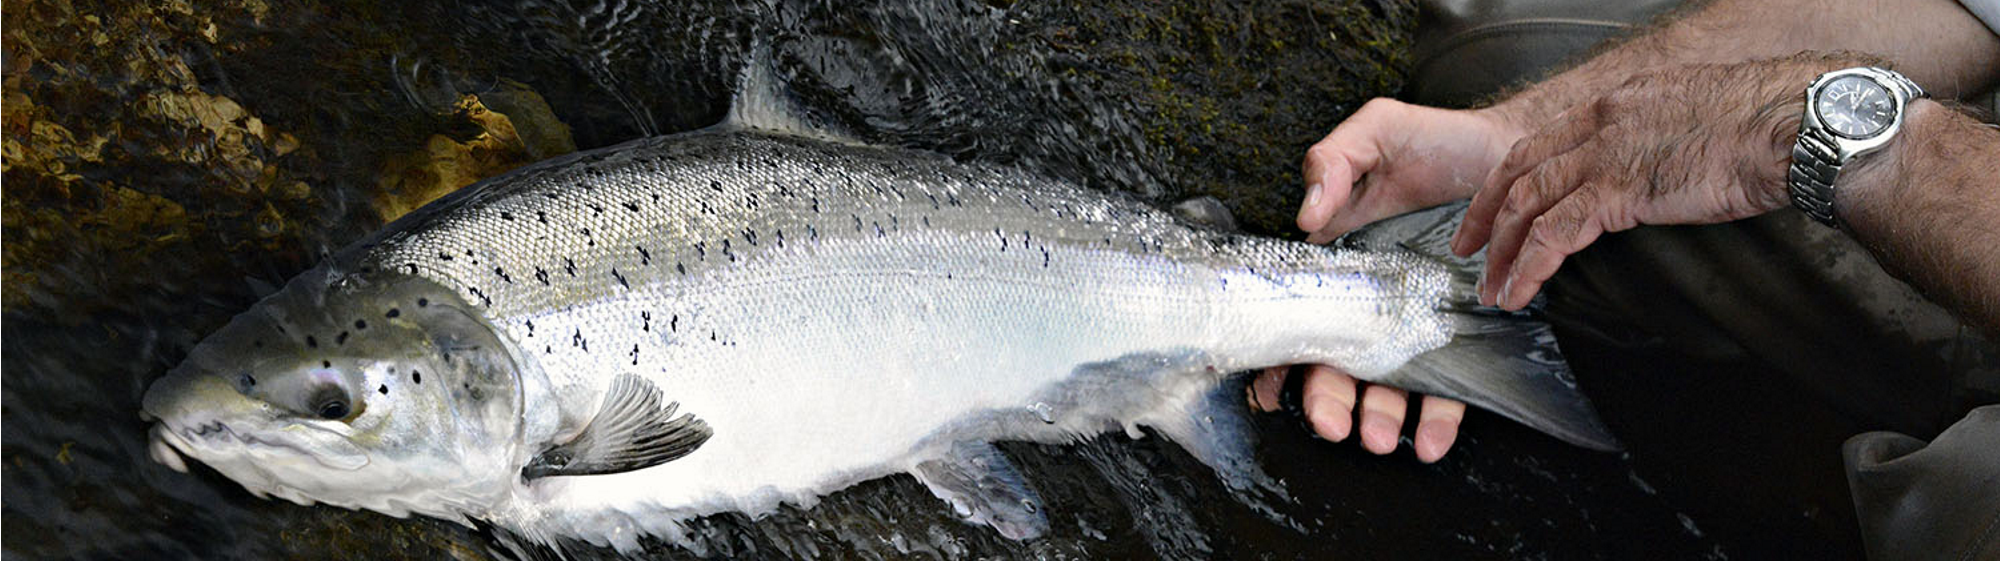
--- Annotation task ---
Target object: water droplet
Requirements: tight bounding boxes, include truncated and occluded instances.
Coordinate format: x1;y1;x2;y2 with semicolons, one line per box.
1029;402;1054;424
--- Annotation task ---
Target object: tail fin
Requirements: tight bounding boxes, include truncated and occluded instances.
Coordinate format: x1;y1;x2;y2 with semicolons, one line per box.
1338;202;1620;451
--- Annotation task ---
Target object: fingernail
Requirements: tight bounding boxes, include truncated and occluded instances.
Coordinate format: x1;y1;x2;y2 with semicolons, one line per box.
1302;183;1322;211
1308;395;1352;441
1498;277;1515;307
1360;411;1397;453
1415;420;1455;463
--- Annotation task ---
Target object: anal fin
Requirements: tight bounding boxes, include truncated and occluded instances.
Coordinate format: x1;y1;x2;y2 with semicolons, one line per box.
1141;374;1278;494
522;373;713;479
910;441;1048;540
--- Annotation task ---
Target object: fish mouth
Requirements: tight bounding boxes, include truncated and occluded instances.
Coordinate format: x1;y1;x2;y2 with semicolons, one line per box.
147;419;368;472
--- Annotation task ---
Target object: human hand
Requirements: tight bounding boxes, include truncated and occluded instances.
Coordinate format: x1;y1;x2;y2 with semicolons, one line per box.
1247;365;1466;463
1451;54;1875;309
1291;98;1524;462
1298;98;1527;243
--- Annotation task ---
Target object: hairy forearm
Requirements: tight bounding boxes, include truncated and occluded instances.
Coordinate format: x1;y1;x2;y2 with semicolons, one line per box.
1491;0;2000;127
1837;100;2000;334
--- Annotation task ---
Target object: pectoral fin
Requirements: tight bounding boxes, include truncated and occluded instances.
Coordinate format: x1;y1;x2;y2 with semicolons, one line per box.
522;374;712;479
911;441;1048;540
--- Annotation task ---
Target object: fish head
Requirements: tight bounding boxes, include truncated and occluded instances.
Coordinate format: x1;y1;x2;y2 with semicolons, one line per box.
143;266;526;519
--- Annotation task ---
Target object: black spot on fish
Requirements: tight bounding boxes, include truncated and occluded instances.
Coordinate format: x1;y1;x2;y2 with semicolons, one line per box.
874;222;885;237
469;287;491;306
744;229;757;246
417;298;429;308
336;331;349;345
637;246;651;266
852;214;863;232
306;336;318;349
776;229;785;248
535;267;550;286
564;258;577;277
525;319;536;337
670;314;678;332
587;203;605;216
495;266;512;283
1042;248;1050;268
439;252;454;261
676;262;686;275
407;263;419;274
572;329;587;351
537;211;549;224
721;239;733;262
386;308;401;318
612;268;629;289
710;180;724;193
641;311;651;332
413;370;422;384
322;360;332;368
630;344;641;366
501;211;515;221
811;197;821;213
354;320;367;330
379;385;389;395
622;201;640;212
923;215;931;228
996;228;1007;251
808;224;819;240
927;194;941;209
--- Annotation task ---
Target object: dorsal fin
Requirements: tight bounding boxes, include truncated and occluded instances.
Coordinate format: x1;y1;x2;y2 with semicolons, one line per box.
521;374;712;479
722;39;865;145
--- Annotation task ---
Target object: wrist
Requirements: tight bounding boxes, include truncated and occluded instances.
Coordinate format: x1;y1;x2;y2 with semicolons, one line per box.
1831;98;1939;232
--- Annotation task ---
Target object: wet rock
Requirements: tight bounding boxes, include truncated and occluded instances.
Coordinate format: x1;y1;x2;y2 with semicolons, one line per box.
373;91;574;222
0;0;576;314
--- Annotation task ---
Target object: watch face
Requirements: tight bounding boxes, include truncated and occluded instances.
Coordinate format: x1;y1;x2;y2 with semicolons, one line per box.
1815;75;1897;139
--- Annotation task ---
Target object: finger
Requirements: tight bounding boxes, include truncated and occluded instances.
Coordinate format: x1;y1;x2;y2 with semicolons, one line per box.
1248;367;1286;412
1496;186;1625;310
1298;151;1358;243
1301;365;1358;442
1453;104;1605;257
1299;99;1399;241
1479;149;1594;305
1413;396;1467;463
1357;383;1408;455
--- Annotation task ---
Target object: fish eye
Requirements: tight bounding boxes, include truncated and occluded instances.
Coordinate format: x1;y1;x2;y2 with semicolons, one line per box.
310;386;352;421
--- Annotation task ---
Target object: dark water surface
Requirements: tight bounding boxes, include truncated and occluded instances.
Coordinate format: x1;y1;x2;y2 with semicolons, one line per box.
6;0;1765;558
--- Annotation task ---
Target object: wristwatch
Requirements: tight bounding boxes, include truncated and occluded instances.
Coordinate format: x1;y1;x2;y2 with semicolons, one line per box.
1789;67;1927;227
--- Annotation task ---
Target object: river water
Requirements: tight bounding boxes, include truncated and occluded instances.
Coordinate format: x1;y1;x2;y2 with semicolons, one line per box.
7;0;1760;558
